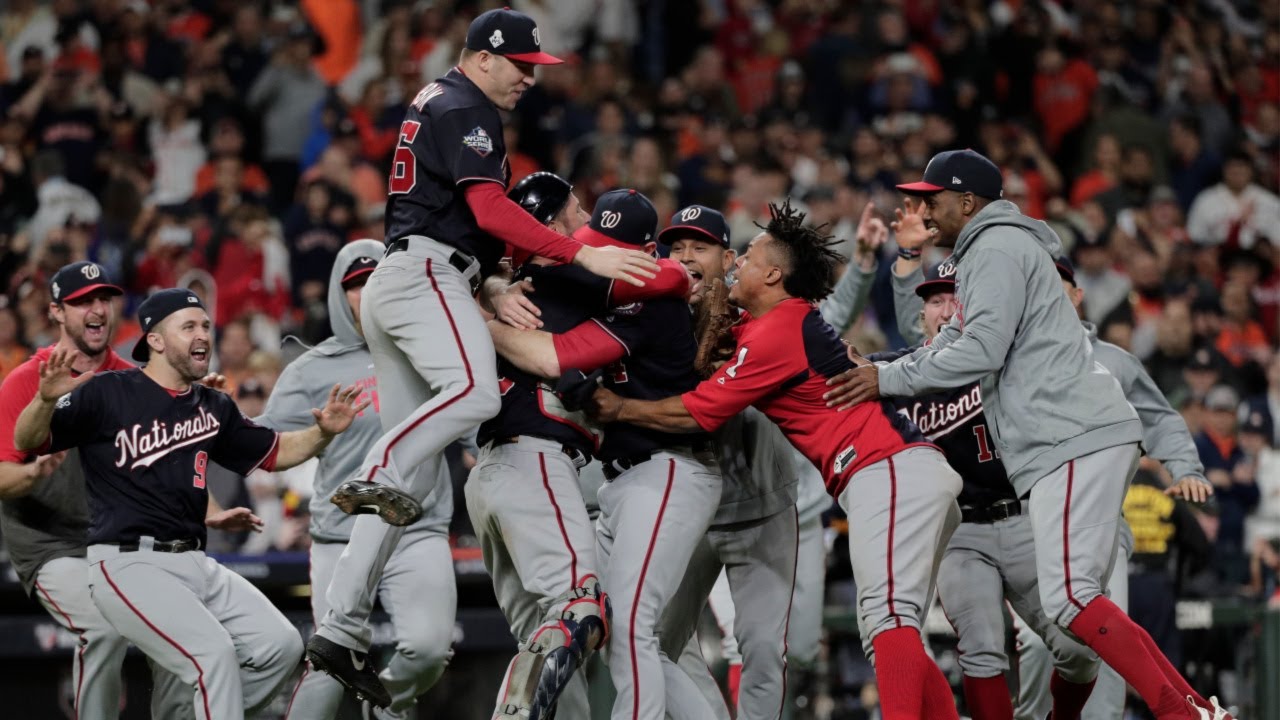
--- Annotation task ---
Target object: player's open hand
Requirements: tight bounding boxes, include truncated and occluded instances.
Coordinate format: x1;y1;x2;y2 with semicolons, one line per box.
1166;475;1213;503
585;386;624;423
492;278;543;330
854;202;889;269
312;384;370;437
206;506;265;533
36;347;93;402
891;198;937;251
823;349;879;410
197;373;229;391
575;245;659;287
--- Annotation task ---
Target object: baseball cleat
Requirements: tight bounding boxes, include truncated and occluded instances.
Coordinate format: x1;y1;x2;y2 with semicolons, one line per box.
330;480;423;526
1187;695;1235;720
306;635;392;708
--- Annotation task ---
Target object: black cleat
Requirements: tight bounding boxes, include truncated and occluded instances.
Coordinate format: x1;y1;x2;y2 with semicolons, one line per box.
306;635;392;708
330;480;423;527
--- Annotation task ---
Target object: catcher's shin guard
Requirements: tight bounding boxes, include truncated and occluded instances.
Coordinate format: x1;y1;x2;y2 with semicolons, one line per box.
492;576;611;720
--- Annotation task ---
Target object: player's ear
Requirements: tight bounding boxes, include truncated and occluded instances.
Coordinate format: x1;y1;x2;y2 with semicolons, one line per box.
721;249;737;273
642;241;656;256
48;302;63;325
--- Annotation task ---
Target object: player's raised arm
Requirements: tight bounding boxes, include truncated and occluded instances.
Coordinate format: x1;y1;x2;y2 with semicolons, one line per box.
273;383;370;471
14;347;94;452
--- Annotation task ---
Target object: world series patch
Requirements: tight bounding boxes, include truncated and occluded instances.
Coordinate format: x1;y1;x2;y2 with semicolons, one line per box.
464;126;493;157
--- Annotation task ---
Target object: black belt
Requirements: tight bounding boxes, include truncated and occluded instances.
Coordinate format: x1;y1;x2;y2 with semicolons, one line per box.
960;499;1022;524
489;436;588;468
386;237;480;293
110;538;202;553
601;441;714;481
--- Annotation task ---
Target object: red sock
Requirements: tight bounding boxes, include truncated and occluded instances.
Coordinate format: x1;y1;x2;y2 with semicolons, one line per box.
961;674;1011;720
871;627;929;719
1134;621;1208;707
727;663;742;710
923;662;959;720
1049;671;1095;720
1067;598;1197;718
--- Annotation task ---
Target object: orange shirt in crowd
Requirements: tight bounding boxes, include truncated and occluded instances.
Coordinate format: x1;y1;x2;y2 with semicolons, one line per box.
193;162;271;197
302;0;361;85
1070;170;1115;207
1034;59;1098;153
1216;322;1270;367
0;345;31;381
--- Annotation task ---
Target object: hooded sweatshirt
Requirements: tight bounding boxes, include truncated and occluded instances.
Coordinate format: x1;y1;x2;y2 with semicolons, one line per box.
256;240;449;541
877;200;1142;495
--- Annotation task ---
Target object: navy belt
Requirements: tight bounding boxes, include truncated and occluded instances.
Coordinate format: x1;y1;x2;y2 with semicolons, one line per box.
489;436;588;469
110;538;202;553
601;441;714;481
960;498;1022;524
386;237;480;293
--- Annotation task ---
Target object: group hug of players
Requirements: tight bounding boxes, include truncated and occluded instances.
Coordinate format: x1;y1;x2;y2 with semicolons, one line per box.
0;8;1235;720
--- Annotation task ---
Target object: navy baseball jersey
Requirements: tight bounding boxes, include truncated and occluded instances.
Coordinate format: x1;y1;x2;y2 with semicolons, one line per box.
682;298;931;496
44;369;280;546
385;67;510;274
593;297;709;462
478;263;613;456
871;346;1016;508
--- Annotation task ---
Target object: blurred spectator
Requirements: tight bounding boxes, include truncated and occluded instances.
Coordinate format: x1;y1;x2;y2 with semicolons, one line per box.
1168;114;1222;212
247;23;326;211
193;117;269;197
282;179;347;307
24;149;100;257
2;1;57;81
0;304;30;379
1196;385;1261;583
1069;133;1120;208
1241;356;1280;449
0;45;46;116
1095;143;1156;222
1162;61;1235;157
1186;150;1280;248
1033;41;1097;162
221;3;268;98
1216;280;1273;371
116;0;184;82
215;317;254;396
147;91;205;205
1071;232;1130;326
1241;406;1280;546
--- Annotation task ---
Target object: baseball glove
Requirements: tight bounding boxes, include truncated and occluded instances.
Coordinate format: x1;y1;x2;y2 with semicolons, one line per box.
693;277;739;379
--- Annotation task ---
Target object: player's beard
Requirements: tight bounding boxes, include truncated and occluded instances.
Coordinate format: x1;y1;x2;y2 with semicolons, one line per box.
166;343;210;382
66;317;111;359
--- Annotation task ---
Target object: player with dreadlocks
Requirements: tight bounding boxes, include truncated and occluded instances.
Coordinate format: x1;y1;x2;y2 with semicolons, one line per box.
588;201;965;719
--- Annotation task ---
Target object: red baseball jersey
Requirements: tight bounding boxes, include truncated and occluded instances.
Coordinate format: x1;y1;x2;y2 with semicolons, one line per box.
682;298;933;496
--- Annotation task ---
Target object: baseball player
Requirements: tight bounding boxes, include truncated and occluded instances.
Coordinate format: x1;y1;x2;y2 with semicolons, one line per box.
0;261;185;719
11;287;367;720
1009;257;1212;720
658;204;842;720
470;177;689;720
487;189;725;720
309;9;658;697
677;202;887;714
832;149;1228;720
262;241;456;718
585;201;964;720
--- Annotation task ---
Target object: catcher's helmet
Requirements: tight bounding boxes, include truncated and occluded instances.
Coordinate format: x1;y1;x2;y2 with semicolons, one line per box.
507;172;573;226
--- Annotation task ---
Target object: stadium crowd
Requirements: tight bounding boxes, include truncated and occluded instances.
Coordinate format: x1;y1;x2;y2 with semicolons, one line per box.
0;0;1277;716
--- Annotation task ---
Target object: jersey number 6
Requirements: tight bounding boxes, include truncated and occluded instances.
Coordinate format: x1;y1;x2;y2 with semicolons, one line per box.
388;121;422;195
193;451;208;489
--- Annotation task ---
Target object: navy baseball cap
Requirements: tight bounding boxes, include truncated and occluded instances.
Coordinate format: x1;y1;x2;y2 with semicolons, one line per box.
50;261;124;304
658;205;731;249
897;149;1004;200
341;257;378;289
508;172;572;225
1054;255;1077;286
466;8;563;65
132;288;207;362
574;189;658;249
915;258;958;298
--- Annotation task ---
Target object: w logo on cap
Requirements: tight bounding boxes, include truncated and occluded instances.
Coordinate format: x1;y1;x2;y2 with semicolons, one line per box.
938;260;957;278
599;210;623;229
81;264;101;280
678;207;702;222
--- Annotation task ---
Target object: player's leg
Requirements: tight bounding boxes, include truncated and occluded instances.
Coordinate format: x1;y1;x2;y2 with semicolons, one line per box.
788;513;826;669
1001;513;1100;720
1012;611;1054;720
657;533;722;713
199;553;305;714
705;568;742;707
286;541;352;719
598;452;721;720
935;522;1013;720
375;530;458;715
336;242;499;522
33;556;128;720
1030;444;1205;717
472;440;602;719
668;636;731;720
840;447;962;720
1081;527;1132;720
87;550;246;720
723;507;799;720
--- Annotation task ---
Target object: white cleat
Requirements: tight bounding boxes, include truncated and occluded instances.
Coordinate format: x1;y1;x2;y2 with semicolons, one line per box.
1187;695;1235;720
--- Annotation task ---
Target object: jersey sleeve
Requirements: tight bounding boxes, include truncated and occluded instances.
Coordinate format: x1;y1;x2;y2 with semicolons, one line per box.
681;326;800;432
0;362;39;462
46;379;106;453
209;391;280;475
435;106;507;187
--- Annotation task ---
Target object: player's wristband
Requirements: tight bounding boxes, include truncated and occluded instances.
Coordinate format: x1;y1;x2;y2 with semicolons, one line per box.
897;246;923;260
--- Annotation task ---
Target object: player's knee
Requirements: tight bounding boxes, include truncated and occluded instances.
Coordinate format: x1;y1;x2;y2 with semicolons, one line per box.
201;634;241;675
462;381;502;424
396;624;455;676
261;621;304;669
957;648;1010;677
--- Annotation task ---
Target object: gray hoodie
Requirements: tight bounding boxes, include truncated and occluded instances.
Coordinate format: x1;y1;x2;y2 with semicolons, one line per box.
256;240;449;541
1084;322;1205;483
877;200;1142;495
